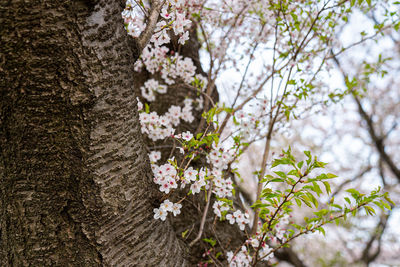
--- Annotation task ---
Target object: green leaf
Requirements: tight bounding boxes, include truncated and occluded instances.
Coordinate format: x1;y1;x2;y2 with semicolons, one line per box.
272;158;291;167
203;238;216;247
297;161;304;169
304;151;312;165
373;201;384;210
300;195;313;208
322;181;331;194
267;178;285;183
251;202;269;209
287;177;296;185
287;169;298;177
352;209;357;216
291;223;303;231
364;206;376;216
314;209;328;217
326;173;338;179
346;189;360;197
287;229;295;237
259;208;270;218
330;204;342;210
274;171;287;179
381;200;392;210
316;173;327;180
313;159;327;168
261;190;280;199
181;229;189;238
233;116;240;125
306;192;319;208
384;194;395;206
224;107;233;113
312;182;322;196
316;227;326;236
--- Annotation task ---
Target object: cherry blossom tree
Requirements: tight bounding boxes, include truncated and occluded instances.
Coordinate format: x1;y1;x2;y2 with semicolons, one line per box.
1;0;398;266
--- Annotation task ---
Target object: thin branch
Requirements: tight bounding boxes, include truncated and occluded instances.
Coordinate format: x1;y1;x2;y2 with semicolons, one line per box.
252;171;304;265
231;25;265;107
251;64;295;235
137;0;164;51
274;247;308;267
189;184;213;247
218;3;328;135
250;133;272;235
195;5;248;134
331;51;400;182
258;202;370;263
330;166;372;200
360;212;391;265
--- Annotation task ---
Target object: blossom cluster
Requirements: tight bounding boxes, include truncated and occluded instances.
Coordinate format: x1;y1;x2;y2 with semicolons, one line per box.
122;0;193;43
139;111;174;141
141;78;167;102
226;210;250;231
272;215;290;241
212;172;234;198
153;199;182;221
150;153;208;196
149;145;248;227
123;0;209;147
183;167;207;194
207;143;235;170
138;100;195;141
233;98;271;140
206;143;237;198
121;0;147;38
160;54;197;85
227;246;252;267
226;236;274;267
152;162;178;194
245;235;274;261
212;200;230;217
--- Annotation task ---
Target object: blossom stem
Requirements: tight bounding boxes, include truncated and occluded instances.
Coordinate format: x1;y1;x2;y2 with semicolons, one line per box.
189;184;213;247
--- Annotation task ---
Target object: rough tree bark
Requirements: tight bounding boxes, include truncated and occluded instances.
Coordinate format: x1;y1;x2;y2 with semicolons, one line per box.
0;1;187;266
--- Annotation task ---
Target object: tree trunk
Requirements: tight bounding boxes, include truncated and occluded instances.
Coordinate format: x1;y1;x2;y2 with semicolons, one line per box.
0;1;187;266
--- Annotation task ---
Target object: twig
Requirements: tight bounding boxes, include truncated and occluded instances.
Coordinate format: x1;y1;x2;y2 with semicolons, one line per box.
189;184;213;247
257;203;369;262
137;0;164;52
360;212;391;265
251;63;295;235
330;51;400;182
218;2;328;135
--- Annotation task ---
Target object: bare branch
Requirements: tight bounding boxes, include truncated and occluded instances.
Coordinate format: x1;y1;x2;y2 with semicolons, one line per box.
330;51;400;182
274;247;308;267
189;185;213;247
137;0;164;52
359;212;391;265
330;166;372;200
